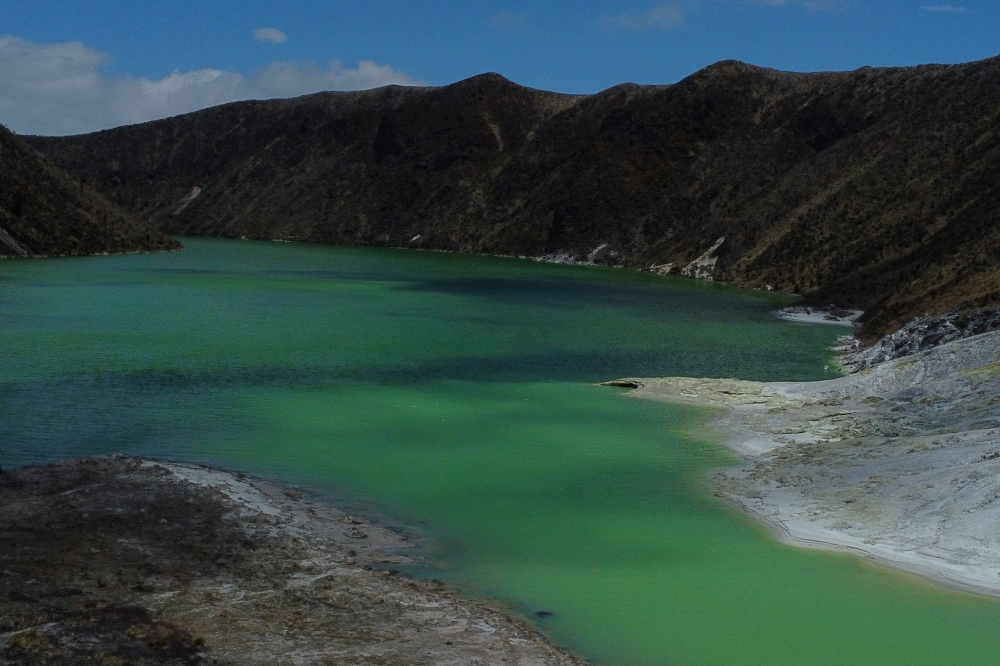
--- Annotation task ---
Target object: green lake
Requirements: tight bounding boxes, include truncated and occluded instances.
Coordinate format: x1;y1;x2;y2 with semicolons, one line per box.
2;237;999;665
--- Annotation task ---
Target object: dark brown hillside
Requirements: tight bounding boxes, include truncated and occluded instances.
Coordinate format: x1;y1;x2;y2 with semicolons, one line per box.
26;75;579;246
29;60;1000;338
0;124;179;258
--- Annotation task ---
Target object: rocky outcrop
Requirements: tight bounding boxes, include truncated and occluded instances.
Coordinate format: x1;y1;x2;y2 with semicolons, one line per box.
0;225;30;257
842;308;1000;372
27;57;1000;337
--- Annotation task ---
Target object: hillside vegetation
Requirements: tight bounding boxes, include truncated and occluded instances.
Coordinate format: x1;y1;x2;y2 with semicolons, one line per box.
0;124;179;258
28;59;1000;338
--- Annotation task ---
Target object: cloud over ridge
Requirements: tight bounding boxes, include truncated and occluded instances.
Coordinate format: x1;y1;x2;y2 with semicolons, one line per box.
0;35;422;136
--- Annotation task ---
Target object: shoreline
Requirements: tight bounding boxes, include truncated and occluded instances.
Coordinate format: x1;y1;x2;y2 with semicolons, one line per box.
721;495;1000;599
0;455;585;665
609;330;1000;599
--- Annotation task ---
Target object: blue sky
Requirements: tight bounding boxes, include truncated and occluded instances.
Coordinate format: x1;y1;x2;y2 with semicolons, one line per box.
0;1;996;134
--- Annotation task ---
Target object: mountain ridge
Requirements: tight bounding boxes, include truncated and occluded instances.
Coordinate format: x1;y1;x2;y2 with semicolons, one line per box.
0;123;179;259
27;56;1000;338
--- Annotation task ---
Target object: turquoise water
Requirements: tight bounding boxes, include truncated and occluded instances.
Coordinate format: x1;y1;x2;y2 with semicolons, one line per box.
2;237;999;665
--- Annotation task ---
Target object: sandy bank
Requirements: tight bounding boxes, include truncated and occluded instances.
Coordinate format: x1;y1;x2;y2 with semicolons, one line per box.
0;456;583;665
609;330;1000;597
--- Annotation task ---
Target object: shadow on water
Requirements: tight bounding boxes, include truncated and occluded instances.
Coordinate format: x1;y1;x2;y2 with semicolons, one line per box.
1;341;826;414
396;275;786;320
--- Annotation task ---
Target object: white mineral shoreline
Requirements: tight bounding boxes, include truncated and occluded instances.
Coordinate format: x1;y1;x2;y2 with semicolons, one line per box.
609;331;1000;599
723;490;1000;599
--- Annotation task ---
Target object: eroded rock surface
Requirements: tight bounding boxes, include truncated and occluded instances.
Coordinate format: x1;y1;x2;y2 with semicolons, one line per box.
842;308;1000;372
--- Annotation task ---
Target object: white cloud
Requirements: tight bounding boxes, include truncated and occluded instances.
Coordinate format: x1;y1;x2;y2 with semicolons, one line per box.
254;27;288;44
599;5;685;32
253;59;423;96
920;4;969;12
0;35;423;136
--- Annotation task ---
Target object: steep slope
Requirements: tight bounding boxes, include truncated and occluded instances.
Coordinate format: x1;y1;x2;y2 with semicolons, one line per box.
29;61;1000;338
0;123;179;258
26;75;578;248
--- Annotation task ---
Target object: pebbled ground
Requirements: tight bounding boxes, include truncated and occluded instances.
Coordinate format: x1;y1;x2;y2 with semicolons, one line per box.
0;457;584;666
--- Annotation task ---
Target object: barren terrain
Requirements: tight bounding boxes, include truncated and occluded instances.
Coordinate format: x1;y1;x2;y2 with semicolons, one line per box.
0;457;583;665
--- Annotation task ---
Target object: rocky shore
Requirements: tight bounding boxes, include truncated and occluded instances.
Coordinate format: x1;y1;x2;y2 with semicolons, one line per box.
840;308;1000;372
611;327;1000;596
0;457;583;665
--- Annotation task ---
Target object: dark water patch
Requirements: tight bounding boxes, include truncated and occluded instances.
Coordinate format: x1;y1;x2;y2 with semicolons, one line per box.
396;274;777;319
1;338;829;462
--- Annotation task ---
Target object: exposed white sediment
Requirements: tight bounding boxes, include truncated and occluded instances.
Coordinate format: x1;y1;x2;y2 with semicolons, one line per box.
609;330;1000;596
0;225;31;258
172;185;202;215
680;236;726;281
775;305;863;327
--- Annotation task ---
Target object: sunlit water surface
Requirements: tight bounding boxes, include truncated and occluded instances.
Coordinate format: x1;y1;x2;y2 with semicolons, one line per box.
2;238;999;665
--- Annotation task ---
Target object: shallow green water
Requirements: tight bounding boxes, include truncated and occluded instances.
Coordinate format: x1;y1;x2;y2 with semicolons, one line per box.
2;238;999;665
